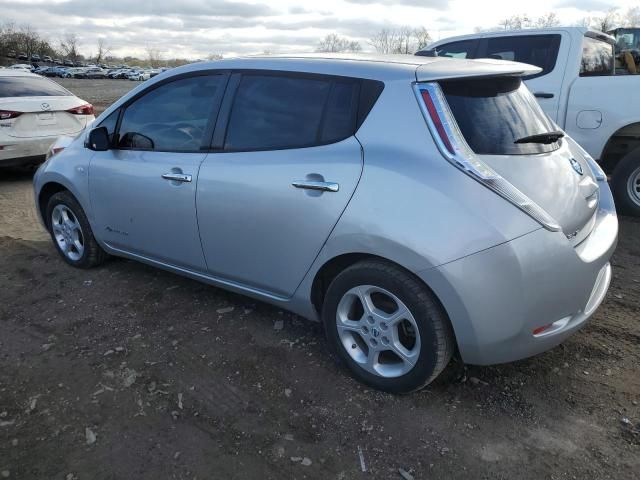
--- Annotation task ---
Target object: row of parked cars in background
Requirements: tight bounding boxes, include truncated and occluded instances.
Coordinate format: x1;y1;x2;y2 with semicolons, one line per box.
6;51;95;67
3;63;168;81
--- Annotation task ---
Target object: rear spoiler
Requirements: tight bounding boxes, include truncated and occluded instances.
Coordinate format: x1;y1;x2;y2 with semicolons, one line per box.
415;58;541;82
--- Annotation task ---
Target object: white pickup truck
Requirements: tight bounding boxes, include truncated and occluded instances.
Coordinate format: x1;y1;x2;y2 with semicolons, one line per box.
419;27;640;215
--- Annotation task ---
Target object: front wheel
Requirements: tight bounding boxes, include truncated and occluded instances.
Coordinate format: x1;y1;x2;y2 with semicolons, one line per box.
46;191;108;269
322;260;455;393
611;149;640;216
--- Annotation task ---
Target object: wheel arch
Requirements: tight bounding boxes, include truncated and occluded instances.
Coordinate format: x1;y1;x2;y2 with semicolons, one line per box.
38;181;69;228
600;121;640;173
309;253;457;342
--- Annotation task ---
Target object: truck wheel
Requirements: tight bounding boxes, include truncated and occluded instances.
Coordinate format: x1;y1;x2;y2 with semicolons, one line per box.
611;149;640;216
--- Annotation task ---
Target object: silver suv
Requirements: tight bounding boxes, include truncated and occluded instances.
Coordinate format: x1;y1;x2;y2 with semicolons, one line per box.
33;54;618;393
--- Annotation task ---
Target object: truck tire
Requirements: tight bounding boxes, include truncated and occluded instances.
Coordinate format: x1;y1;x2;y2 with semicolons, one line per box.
611;149;640;216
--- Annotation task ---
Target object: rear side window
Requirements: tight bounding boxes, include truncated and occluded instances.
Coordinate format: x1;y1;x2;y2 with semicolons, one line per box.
225;75;331;151
431;40;477;58
441;77;559;155
580;36;614;77
483;35;561;78
0;77;71;97
117;74;224;151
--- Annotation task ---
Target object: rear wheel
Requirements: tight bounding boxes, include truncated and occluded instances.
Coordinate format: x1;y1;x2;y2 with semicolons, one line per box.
322;260;455;393
611;149;640;216
46;191;108;269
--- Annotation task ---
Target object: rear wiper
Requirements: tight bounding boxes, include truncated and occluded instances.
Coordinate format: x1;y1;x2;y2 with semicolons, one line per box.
514;130;565;145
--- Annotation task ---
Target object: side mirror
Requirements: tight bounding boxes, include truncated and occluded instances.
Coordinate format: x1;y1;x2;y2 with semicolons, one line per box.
87;126;110;151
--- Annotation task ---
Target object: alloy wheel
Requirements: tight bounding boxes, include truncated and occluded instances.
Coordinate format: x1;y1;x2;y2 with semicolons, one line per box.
627;166;640;207
336;285;421;378
51;204;85;261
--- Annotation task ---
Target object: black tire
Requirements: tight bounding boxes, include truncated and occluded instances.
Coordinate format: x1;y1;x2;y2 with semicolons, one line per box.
322;260;455;394
45;191;108;269
611;149;640;216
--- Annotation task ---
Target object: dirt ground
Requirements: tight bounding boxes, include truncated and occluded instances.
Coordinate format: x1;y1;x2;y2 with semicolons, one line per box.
0;81;639;480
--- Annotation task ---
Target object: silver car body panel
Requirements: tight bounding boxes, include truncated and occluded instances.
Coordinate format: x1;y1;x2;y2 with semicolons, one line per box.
33;54;617;365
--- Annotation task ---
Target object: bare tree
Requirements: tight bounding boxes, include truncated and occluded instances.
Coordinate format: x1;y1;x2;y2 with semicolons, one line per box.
413;26;432;52
95;38;110;64
146;46;163;67
60;32;80;62
499;14;532;30
535;12;560;28
369;27;431;54
316;34;361;53
623;7;640;27
207;53;223;60
591;9;620;32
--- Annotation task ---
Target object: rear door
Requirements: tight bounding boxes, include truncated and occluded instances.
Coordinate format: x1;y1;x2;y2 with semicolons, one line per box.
476;33;569;122
89;72;228;271
196;72;367;297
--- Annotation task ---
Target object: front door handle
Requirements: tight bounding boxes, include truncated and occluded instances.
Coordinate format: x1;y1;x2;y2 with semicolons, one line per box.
162;173;192;183
534;92;554;99
292;181;339;192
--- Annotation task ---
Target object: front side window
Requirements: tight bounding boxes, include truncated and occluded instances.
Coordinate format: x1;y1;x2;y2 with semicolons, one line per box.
117;75;224;151
0;76;71;97
484;35;561;78
97;109;119;144
441;76;559;155
580;36;615;77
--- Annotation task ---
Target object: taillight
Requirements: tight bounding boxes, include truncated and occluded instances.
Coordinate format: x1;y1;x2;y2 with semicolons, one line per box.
414;82;561;232
66;104;94;116
0;110;22;120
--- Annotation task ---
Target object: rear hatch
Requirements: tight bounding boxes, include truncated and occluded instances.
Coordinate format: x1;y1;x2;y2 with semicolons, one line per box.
416;71;598;242
0;75;90;138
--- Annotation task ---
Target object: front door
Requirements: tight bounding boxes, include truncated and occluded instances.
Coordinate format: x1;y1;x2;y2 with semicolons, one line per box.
89;73;228;271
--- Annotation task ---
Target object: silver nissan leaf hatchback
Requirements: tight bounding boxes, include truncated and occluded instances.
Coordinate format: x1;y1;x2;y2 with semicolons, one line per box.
34;54;618;393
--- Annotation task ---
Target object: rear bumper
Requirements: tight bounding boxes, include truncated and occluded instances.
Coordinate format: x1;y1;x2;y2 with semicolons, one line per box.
420;182;618;365
0;135;63;163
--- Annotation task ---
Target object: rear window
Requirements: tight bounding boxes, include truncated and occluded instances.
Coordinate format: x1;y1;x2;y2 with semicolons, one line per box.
0;76;71;97
441;76;559;155
580;36;614;77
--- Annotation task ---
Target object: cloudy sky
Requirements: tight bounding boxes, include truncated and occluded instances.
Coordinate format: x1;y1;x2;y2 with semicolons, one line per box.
0;0;633;59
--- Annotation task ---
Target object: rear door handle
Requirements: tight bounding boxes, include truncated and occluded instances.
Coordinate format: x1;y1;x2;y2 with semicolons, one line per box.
292;181;339;192
162;173;192;183
534;92;554;99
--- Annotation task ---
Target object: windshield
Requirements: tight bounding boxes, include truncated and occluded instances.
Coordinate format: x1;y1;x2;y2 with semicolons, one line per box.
440;76;559;155
0;76;71;97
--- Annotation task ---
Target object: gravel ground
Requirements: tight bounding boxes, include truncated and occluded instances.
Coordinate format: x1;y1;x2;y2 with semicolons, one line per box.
0;80;638;479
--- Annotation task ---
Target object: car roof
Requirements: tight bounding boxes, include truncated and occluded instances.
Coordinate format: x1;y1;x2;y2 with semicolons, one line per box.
424;26;614;48
0;69;37;77
164;53;540;82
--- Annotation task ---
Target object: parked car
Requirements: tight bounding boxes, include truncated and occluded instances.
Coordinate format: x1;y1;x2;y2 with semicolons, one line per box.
84;67;108;79
63;67;87;79
0;69;94;168
127;69;150;81
43;55;52;62
44;66;68;77
419;27;640;215
33;66;50;75
8;64;33;71
17;53;28;61
63;59;74;67
33;54;617;393
30;54;41;62
7;51;16;58
54;58;62;65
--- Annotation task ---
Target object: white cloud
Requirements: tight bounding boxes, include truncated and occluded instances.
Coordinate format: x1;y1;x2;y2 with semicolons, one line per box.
0;0;635;58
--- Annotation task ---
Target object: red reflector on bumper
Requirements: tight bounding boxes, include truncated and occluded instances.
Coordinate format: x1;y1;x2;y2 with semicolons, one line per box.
533;324;553;335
